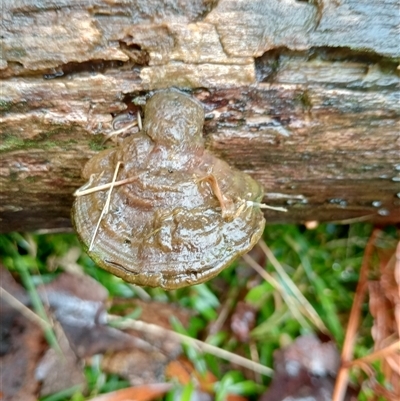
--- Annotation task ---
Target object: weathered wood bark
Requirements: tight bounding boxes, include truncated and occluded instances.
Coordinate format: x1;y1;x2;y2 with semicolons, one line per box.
1;0;399;232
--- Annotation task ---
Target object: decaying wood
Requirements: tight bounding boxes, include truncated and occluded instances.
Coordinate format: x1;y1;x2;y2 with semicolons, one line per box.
1;0;399;232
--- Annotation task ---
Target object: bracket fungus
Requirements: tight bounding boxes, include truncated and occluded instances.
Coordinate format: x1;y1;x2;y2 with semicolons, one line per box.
72;91;268;290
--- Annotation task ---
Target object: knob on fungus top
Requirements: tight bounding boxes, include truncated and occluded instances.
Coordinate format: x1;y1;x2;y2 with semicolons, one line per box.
72;91;266;290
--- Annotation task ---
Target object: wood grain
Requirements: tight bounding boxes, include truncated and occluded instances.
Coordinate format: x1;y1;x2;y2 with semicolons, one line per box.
1;0;399;231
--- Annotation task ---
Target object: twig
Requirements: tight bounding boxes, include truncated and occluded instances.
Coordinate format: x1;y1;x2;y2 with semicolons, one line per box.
89;161;122;251
346;340;400;368
34;227;75;234
332;228;380;401
396;240;400;305
107;315;274;377
250;202;287;212
197;175;287;219
0;286;51;331
257;241;327;332
205;286;239;341
242;253;313;330
137;110;142;130
73;175;138;197
197;174;231;218
249;339;262;384
331;214;374;225
129;284;152;301
103;121;138;142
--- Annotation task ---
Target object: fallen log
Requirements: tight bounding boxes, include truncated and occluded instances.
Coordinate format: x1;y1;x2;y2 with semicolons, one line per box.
1;0;399;232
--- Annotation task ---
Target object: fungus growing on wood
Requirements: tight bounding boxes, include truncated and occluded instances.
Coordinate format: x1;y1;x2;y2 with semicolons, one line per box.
72;91;270;289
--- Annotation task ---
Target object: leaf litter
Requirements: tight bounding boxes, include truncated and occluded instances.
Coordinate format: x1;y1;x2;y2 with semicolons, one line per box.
0;224;399;400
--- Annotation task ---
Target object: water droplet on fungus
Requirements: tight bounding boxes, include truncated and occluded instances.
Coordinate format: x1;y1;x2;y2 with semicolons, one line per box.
378;209;390;216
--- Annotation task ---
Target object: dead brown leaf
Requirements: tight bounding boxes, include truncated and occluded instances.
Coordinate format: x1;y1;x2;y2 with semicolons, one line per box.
165;358;248;401
365;241;400;396
101;298;192;386
259;334;351;401
87;383;173;401
36;321;85;397
231;301;257;343
334;231;400;401
0;266;45;401
165;358;217;393
37;273;144;357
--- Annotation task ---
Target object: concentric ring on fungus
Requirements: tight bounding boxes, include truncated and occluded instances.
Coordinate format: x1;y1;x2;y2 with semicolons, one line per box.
72;90;271;290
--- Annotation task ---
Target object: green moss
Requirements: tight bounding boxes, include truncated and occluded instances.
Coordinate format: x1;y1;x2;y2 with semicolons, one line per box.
64;139;78;145
295;90;313;110
63;169;81;179
25;176;39;183
9;171;18;181
45;141;58;148
0;128;75;153
0;134;25;151
379;59;400;75
89;136;106;151
57;138;78;151
0;100;29;114
0;100;14;113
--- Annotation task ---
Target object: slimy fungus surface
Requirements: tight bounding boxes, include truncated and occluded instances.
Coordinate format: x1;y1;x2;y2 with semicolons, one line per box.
72;91;266;289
